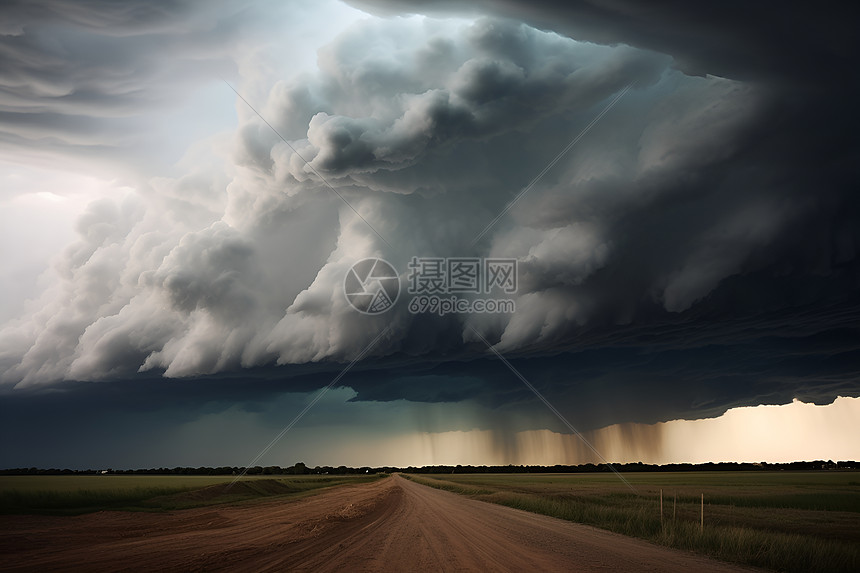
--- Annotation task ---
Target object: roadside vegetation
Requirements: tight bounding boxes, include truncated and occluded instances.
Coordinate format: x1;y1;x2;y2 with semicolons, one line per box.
404;471;860;573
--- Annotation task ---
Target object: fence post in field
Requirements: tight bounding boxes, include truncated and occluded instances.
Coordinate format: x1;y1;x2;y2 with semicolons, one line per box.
700;493;704;533
660;489;663;528
673;491;676;521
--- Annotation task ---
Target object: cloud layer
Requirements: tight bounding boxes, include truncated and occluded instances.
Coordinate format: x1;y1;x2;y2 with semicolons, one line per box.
1;1;857;438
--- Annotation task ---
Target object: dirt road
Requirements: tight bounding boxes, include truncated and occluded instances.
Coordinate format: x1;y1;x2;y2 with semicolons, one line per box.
1;474;755;572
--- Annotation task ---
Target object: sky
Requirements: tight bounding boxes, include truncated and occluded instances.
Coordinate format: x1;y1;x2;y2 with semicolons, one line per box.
0;0;858;470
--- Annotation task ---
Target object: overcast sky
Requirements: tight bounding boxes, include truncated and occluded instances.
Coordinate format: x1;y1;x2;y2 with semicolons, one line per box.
1;0;858;469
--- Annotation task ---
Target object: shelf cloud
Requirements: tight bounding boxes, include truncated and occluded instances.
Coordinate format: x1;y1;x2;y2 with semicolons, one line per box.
0;0;857;466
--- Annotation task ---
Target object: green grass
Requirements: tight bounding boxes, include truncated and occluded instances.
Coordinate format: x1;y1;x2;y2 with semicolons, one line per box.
404;472;860;573
0;474;387;515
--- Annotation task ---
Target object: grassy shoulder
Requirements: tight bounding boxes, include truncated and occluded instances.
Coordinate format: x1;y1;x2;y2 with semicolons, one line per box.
403;472;860;573
0;474;387;515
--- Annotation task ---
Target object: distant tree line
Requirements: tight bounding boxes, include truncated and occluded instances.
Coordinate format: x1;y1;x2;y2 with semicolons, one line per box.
402;460;857;473
0;460;856;475
0;462;368;476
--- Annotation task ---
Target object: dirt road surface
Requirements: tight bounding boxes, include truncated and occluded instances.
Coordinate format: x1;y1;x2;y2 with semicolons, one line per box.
1;474;757;572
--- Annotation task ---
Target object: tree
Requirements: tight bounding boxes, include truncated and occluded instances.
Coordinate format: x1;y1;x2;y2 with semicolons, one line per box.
290;462;308;475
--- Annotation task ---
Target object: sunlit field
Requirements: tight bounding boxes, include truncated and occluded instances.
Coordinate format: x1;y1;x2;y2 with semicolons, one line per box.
0;474;385;515
405;472;860;573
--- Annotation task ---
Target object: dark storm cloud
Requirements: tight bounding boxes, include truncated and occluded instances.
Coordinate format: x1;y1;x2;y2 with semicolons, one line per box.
2;298;856;465
348;0;859;85
1;0;858;444
261;0;858;427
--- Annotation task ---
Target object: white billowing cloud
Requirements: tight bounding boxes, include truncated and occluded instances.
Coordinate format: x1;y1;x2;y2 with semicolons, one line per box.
250;16;665;189
0;11;772;387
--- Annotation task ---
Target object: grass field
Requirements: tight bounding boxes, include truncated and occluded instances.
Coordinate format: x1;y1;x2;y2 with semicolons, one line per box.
0;474;385;515
404;471;860;573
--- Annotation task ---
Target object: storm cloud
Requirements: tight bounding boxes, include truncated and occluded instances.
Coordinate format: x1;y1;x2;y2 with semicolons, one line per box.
0;0;857;465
